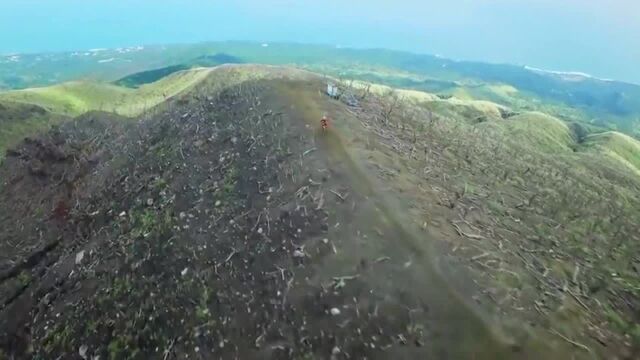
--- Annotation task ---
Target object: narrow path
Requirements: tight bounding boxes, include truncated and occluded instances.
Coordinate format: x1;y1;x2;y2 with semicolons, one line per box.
279;79;565;359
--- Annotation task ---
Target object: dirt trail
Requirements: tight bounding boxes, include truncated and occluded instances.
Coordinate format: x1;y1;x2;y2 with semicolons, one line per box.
278;80;567;359
279;83;506;354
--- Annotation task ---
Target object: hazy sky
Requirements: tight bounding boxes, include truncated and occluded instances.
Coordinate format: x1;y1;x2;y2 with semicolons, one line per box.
1;0;639;83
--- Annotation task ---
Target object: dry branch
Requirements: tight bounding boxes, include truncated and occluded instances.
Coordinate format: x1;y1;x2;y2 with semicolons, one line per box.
549;329;592;353
330;189;348;201
450;221;485;240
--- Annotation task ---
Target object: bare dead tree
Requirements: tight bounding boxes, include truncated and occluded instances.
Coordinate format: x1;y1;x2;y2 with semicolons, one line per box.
359;83;372;100
381;90;400;126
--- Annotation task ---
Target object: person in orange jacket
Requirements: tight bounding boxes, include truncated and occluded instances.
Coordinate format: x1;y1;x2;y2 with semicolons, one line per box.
321;115;329;131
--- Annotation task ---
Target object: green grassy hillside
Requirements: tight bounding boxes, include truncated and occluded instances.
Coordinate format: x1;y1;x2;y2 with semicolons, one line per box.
0;67;213;116
1;82;130;115
582;131;640;173
480;112;575;152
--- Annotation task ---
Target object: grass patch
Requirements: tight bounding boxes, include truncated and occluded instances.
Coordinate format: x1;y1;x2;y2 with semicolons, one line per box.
42;323;73;353
220;166;238;198
196;286;213;320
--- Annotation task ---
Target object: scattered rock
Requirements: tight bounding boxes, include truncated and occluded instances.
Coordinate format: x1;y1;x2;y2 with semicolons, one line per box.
75;250;85;265
215;200;222;207
146;198;154;206
181;267;189;276
332;346;341;355
78;344;88;359
330;308;341;316
119;211;127;217
293;249;305;258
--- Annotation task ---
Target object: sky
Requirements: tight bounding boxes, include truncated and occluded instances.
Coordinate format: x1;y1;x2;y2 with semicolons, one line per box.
1;0;639;83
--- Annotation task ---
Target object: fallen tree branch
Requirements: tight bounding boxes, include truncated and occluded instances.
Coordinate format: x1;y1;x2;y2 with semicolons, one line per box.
450;221;485;240
333;275;360;281
471;252;490;261
549;328;592;353
302;148;316;157
567;288;592;313
0;238;61;282
223;248;237;264
374;256;391;263
330;189;348;201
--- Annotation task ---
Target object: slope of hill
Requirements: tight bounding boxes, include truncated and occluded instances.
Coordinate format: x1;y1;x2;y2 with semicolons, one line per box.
0;65;324;157
113;64;191;88
478;112;575;152
0;101;68;160
341;77;640;357
582;131;640;173
114;53;244;88
0;68;217;159
0;67;213;116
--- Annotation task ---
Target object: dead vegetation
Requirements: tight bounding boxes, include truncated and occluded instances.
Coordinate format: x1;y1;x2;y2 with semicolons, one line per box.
336;82;640;359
